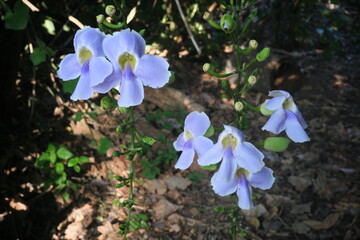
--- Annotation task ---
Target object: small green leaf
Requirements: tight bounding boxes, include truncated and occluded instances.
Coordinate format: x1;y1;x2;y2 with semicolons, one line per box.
57;146;74;159
79;156;89;164
30;48;47;65
55;162;64;174
74;112;83;122
38;153;50;162
46;143;57;153
67;157;78;167
62;78;79;94
4;0;29;30
62;191;70;202
142;137;156;145
49;152;57;163
73;165;81;173
98;138;113;154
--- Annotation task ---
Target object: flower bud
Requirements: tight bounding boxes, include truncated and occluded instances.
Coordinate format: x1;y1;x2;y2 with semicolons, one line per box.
203;63;210;72
105;5;116;16
101;96;117;110
96;14;105;24
248;76;257;85
249;39;258;49
220;14;236;33
234;102;244;112
260;102;274;116
264;137;290;152
221;80;229;89
203;12;210;21
256;47;271;62
204;125;214;138
118;107;129;114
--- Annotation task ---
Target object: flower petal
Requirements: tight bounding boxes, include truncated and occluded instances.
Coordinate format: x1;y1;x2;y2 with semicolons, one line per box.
216;147;237;182
57;54;81;80
193;136;213;157
197;143;223;166
174;140;195;170
233;142;264;173
262;108;286;134
74;26;105;56
184;111;211;137
268;90;290;98
223;125;245;142
211;171;238;196
117;66;144;107
236;176;253;210
248;166;275;190
173;132;186;151
92;67;121;93
70;62;93;100
264;95;287;111
285;110;310;143
89;57;113;86
135;55;170;88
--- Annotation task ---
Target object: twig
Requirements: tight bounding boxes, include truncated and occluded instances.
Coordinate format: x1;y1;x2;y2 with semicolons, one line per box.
174;0;201;55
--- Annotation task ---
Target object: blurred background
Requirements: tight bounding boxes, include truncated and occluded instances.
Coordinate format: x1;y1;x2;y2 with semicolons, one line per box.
0;0;359;239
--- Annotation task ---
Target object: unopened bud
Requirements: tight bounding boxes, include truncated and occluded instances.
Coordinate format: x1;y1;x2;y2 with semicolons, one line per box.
101;96;117;110
203;63;211;72
221;80;229;89
256;47;271;62
203;12;210;21
105;5;116;16
249;39;258;49
264;137;290;152
220;14;235;33
260;102;274;116
204;125;214;138
234;102;244;112
248;76;257;85
96;14;105;24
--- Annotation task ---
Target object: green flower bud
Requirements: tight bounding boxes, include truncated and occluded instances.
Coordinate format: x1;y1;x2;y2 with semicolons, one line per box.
234;102;244;112
118;107;129;114
260;102;274;116
203;63;211;72
221;80;229;89
105;5;116;16
204;125;214;138
220;14;236;33
203;12;210;21
256;47;271;62
96;14;105;24
264;137;290;152
249;39;258;49
248;75;257;85
101;96;117;110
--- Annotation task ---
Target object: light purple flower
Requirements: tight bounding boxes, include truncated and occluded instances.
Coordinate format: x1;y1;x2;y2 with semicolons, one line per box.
198;125;264;182
262;90;310;143
93;29;171;107
211;166;275;210
173;111;213;170
57;26;112;100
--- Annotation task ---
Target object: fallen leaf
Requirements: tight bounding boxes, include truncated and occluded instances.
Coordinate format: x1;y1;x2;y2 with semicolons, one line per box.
164;176;192;190
291;222;311;234
288;176;312;191
290;202;312;215
152;198;182;220
303;213;341;230
143;179;167;195
242;204;268;218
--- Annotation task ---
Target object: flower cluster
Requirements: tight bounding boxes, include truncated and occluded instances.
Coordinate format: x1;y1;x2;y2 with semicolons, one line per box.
58;27;171;107
174;92;309;209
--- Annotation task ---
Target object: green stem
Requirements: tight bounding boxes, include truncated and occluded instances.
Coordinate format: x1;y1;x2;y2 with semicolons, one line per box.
240;99;260;112
209;69;237;78
101;20;126;29
207;19;222;30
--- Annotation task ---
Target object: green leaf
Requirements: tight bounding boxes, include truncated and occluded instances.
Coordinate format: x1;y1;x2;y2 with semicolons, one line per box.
67;157;78;167
62;191;70;202
256;48;271;62
46;143;57;153
62;78;79;94
98;137;113;154
55;162;65;174
42;19;56;35
79;156;89;164
49;152;57;163
57;146;74;159
4;0;29;30
186;171;204;184
142;137;156;145
74;112;83;122
73;165;81;173
30;48;47;65
38;153;50;162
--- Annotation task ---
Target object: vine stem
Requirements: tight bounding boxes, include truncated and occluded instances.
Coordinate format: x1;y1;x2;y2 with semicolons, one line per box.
123;107;135;240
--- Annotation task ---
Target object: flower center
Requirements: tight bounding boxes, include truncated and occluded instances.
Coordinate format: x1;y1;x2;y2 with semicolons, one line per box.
221;134;238;151
236;168;250;180
184;130;194;141
78;47;92;65
118;52;137;71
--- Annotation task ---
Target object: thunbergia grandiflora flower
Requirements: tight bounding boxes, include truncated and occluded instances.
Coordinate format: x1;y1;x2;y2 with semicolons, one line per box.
57;26;112;100
211;166;275;209
261;90;310;143
173;111;213;170
94;29;171;107
198;125;264;182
